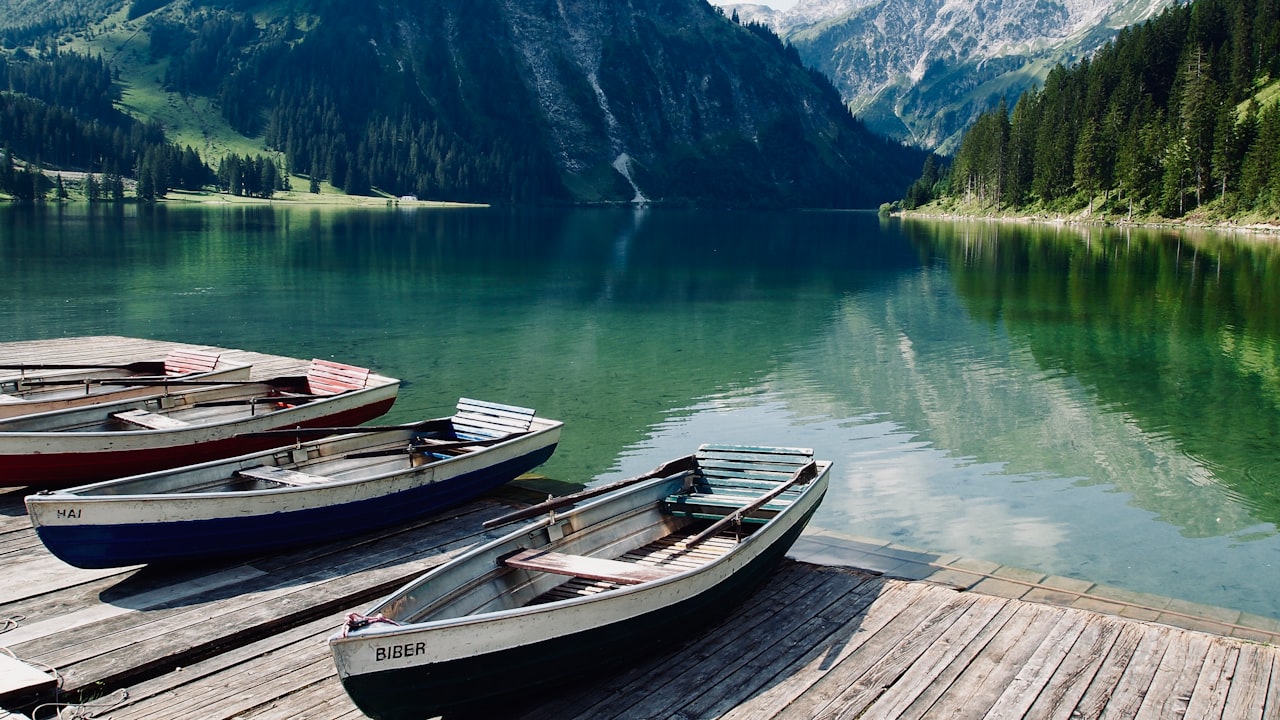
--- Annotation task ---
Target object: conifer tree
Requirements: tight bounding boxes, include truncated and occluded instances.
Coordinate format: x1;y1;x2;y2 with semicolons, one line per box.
1211;102;1243;202
1074;118;1103;213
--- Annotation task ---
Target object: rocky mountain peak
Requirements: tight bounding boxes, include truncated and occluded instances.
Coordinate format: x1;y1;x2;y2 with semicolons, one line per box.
725;0;1177;151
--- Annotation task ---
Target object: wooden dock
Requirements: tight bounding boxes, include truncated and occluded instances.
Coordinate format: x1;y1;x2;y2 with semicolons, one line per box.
2;337;1278;719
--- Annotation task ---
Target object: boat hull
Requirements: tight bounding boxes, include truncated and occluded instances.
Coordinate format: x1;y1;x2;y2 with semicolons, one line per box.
331;463;827;720
28;426;558;568
0;395;396;488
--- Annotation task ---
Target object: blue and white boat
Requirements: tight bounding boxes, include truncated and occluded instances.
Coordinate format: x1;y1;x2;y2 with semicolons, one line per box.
328;444;829;720
25;399;561;569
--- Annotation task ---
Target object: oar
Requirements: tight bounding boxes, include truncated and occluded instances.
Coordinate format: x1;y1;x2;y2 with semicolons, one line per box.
344;432;529;459
13;376;305;389
677;460;818;550
194;394;329;407
0;361;162;371
233;418;455;438
482;454;698;530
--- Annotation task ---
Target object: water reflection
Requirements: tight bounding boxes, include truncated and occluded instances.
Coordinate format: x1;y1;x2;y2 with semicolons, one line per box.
905;219;1280;529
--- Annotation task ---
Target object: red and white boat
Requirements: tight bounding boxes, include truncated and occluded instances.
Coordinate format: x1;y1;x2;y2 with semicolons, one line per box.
0;359;398;488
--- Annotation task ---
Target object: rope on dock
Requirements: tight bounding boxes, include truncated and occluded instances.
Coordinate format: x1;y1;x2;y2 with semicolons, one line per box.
341;612;400;637
31;688;127;720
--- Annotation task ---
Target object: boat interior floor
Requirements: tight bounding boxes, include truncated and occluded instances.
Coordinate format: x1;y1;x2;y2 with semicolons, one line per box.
528;526;744;606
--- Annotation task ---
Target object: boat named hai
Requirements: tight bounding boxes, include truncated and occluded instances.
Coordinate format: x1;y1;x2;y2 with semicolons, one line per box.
27;398;561;568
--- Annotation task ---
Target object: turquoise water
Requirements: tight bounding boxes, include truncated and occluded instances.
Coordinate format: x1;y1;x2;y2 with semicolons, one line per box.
3;203;1279;620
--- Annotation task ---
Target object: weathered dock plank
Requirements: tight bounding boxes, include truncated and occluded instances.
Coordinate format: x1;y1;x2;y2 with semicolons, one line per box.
0;335;312;383
771;593;982;719
713;580;938;720
893;602;1045;719
668;569;896;720
1183;639;1242;720
1020;614;1124;720
841;594;1010;719
1219;644;1280;720
1133;630;1212;719
984;610;1093;720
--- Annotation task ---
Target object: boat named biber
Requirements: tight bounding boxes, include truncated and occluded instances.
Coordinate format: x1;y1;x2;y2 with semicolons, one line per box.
329;443;830;720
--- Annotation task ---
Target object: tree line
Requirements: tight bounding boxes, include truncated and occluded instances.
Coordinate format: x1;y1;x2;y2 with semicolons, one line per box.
214;153;287;198
0;50;212;200
908;0;1280;219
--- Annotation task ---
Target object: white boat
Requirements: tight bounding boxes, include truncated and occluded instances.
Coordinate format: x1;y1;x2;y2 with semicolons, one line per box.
0;348;250;419
26;398;562;569
329;444;830;719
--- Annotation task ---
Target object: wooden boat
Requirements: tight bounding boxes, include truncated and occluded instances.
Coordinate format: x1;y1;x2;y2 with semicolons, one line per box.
0;349;251;419
26;399;562;569
329;444;830;719
0;359;398;488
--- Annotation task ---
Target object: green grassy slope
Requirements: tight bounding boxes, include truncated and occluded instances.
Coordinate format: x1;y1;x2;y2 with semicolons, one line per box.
56;4;273;164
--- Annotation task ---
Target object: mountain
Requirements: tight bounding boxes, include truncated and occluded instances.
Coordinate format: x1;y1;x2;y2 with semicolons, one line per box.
0;0;925;207
729;0;1177;152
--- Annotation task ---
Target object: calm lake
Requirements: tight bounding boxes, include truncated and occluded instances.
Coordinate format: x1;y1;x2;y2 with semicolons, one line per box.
3;203;1279;621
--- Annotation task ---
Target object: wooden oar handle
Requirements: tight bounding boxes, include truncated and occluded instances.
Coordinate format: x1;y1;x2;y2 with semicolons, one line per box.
679;459;818;550
193;395;327;407
14;375;306;388
232;418;454;438
482;455;698;529
0;362;154;370
343;432;528;459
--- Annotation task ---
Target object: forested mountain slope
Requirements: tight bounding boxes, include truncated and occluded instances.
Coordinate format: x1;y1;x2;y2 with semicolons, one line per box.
913;0;1280;221
0;0;925;206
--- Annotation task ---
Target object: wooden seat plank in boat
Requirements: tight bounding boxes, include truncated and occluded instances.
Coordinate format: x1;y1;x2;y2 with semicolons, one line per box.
112;409;190;430
162;349;222;376
504;549;680;586
622;534;738;570
236;465;333;487
452;398;538;440
664;492;785;524
663;444;814;525
530;531;740;604
694;444;817;490
306;359;372;395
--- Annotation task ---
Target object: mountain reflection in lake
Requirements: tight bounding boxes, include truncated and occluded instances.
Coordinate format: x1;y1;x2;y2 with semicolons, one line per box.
2;204;1277;620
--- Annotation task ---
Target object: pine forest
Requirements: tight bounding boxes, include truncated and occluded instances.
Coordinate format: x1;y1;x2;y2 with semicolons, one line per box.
907;0;1280;222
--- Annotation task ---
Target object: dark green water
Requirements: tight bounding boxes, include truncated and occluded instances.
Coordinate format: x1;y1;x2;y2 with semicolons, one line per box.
3;203;1279;620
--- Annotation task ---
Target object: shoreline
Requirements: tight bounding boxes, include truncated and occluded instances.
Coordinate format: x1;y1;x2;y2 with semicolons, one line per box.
160;188;488;208
896;207;1280;238
1;169;489;208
